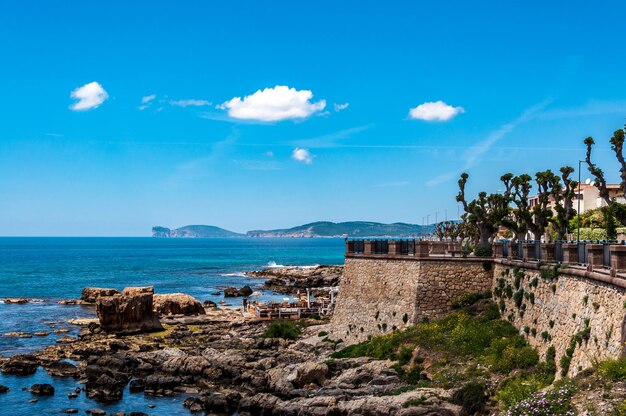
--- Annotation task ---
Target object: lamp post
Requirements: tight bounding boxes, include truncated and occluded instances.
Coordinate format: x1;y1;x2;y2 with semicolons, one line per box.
577;159;585;242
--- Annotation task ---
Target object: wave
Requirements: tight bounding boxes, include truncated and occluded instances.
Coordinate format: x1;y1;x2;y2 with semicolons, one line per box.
266;261;285;268
220;272;248;277
296;264;320;269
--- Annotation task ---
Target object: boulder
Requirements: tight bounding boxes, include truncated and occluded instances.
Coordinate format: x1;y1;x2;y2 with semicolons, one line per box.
224;286;254;297
223;287;240;297
0;385;9;394
239;285;253;297
96;286;163;334
44;360;79;377
203;300;217;308
1;354;38;375
30;383;55;396
81;287;121;303
153;293;205;316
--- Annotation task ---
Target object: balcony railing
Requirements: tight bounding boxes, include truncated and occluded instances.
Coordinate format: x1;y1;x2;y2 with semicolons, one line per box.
346;239;626;272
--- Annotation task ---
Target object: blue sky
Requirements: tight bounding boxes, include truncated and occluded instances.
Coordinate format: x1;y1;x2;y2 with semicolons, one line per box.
2;1;626;236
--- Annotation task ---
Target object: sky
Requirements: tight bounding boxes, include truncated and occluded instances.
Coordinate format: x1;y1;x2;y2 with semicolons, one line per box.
2;1;626;236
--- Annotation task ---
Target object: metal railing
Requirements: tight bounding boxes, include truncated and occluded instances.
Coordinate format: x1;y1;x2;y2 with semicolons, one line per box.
398;239;416;255
373;240;388;255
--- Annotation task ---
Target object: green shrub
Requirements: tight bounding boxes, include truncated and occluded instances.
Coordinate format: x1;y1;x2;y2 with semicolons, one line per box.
451;291;492;309
513;289;524;308
451;381;486;415
262;320;302;339
461;244;474;257
505;285;514;299
489;337;539;373
575;227;608;241
318;331;328;337
397;346;413;365
402;313;409;324
598;357;626;380
473;246;493;257
496;373;546;408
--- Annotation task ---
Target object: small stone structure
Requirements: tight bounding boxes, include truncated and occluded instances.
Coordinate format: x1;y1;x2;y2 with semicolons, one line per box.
330;256;492;344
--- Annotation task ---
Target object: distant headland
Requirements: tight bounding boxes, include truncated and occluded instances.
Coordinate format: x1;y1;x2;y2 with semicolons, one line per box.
152;221;435;238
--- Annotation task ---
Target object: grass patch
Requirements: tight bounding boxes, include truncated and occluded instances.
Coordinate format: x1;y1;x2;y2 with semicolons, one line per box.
597;356;626;380
451;291;492;309
262;320;302;340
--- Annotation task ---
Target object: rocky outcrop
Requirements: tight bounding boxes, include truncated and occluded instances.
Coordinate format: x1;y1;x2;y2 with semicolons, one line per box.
81;287;121;303
96;286;163;334
3;298;29;304
248;265;342;295
30;383;55;396
153;293;205;316
224;286;253;297
1;354;39;375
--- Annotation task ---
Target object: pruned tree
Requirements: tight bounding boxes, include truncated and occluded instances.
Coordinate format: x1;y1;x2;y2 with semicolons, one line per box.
551;166;578;241
528;170;560;242
501;173;533;243
457;173;510;254
584;128;626;225
584;136;611;205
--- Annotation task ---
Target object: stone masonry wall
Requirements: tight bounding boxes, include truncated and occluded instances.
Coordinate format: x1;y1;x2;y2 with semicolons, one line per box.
493;262;626;378
330;257;493;345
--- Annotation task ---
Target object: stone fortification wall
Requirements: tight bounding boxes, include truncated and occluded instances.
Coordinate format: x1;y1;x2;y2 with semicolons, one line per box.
330;257;493;344
494;261;626;378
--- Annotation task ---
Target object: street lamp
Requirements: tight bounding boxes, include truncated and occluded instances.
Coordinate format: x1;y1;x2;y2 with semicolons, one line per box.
577;159;585;242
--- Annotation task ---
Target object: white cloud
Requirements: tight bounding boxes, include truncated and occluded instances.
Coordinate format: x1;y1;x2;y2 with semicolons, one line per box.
408;100;464;121
142;95;156;104
139;95;156;110
334;102;350;112
169;99;212;107
218;85;326;122
69;82;108;111
292;148;313;164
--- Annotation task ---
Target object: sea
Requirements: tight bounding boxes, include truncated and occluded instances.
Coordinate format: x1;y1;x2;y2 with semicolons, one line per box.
0;237;345;415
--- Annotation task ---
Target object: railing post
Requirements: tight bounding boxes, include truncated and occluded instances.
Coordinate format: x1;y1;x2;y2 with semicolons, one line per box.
416;241;430;257
363;240;374;255
388;240;398;256
562;243;579;264
522;242;536;261
346;240;355;255
542;243;555;262
610;244;626;272
587;244;604;269
492;242;504;258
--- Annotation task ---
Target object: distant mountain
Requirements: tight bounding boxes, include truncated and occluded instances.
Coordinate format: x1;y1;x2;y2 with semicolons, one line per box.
246;221;433;238
152;225;244;238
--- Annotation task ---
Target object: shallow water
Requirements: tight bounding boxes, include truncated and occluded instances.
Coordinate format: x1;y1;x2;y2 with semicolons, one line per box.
0;368;190;415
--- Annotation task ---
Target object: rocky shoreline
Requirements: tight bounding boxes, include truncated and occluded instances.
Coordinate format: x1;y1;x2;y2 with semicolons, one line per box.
0;280;462;415
247;265;343;296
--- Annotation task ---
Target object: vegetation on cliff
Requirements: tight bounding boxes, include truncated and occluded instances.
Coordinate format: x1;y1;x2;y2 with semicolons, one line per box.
332;296;562;412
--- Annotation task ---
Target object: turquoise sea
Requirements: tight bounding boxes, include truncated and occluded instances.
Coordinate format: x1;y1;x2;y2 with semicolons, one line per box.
0;237;345;415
